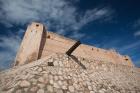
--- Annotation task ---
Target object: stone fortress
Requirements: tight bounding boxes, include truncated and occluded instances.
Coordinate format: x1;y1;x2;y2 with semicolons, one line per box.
14;22;133;66
0;22;140;93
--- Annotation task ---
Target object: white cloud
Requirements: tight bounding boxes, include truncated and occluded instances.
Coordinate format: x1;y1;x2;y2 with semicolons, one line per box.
133;19;140;37
71;7;113;31
0;32;21;69
134;30;140;37
0;0;113;38
69;31;86;39
119;40;140;52
0;0;114;69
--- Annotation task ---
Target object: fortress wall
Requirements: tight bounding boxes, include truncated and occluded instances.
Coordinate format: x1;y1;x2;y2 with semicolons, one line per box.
39;31;133;66
73;45;115;62
15;22;133;66
74;45;133;66
39;32;76;58
123;56;134;66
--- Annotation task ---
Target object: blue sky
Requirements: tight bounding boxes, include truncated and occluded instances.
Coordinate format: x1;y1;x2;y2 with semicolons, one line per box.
0;0;140;69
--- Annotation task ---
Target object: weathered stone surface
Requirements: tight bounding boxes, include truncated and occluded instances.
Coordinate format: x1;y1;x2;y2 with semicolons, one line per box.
54;61;59;66
68;86;75;92
6;88;14;93
49;79;54;85
56;89;63;93
19;80;30;88
15;89;22;93
47;85;53;92
37;83;45;88
38;68;43;72
90;91;95;93
30;86;38;92
0;53;140;93
37;89;44;93
62;85;67;90
38;77;44;83
53;82;60;88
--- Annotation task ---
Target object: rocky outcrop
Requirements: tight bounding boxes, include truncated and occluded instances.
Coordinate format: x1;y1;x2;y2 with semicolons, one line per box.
0;53;140;93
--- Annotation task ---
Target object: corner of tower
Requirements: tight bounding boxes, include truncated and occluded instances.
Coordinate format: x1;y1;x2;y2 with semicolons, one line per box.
14;22;47;66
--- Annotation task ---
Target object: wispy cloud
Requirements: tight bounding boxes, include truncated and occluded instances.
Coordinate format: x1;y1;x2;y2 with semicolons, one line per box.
119;41;140;52
134;30;140;37
0;31;21;69
0;0;114;69
0;0;113;38
133;19;140;37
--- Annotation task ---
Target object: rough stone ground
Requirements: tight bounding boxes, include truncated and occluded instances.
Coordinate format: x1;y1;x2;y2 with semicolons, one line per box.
0;53;140;93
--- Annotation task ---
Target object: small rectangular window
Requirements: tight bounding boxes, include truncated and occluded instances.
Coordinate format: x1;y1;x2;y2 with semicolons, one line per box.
48;62;54;66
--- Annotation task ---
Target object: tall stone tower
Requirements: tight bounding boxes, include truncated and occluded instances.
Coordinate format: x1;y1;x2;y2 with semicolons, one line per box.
14;22;46;66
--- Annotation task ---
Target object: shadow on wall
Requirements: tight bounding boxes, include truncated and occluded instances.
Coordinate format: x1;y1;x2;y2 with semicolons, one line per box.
70;55;86;69
38;27;47;59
